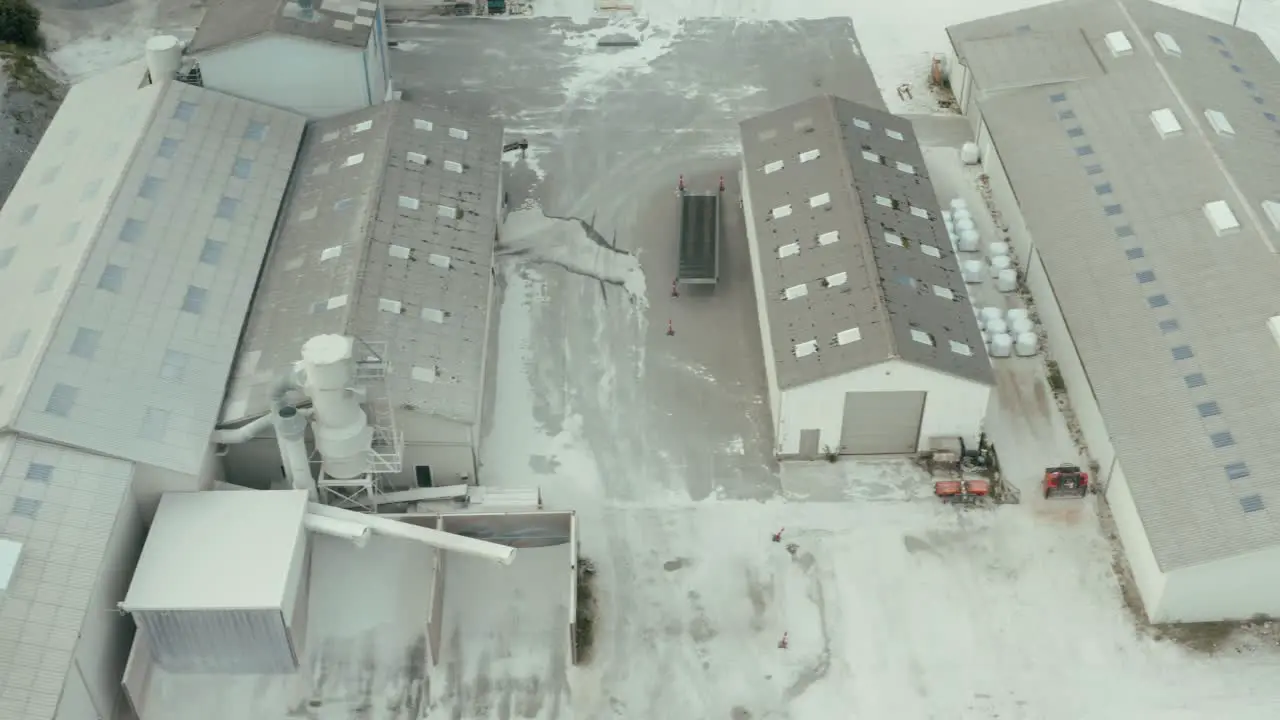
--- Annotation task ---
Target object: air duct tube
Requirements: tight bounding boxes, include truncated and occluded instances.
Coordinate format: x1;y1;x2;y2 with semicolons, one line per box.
306;502;516;565
275;406;316;500
304;513;371;547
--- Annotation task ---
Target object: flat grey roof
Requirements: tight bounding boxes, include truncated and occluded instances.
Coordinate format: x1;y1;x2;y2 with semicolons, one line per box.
949;0;1280;569
188;0;379;54
224;100;503;426
0;64;305;475
740;95;993;391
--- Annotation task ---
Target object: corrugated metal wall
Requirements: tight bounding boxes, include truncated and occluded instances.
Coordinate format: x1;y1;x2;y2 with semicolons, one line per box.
132;609;297;674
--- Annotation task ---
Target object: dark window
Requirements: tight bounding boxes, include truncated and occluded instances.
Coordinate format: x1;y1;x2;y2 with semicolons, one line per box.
415;465;434;488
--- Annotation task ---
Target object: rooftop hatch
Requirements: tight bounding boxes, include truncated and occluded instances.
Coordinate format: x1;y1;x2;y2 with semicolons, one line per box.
1203;201;1240;236
0;538;22;592
1153;32;1181;56
1205;109;1235;136
1105;31;1133;57
1150;108;1182;138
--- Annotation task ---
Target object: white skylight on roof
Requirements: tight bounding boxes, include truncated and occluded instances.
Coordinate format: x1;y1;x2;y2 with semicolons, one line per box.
398;195;421;210
772;205;793;219
1262;200;1280;231
312;162;331;176
783;283;808;300
351;120;373;133
1203;200;1240;236
407;152;427;165
428;253;451;269
875;195;893;207
0;538;22;593
817;231;839;246
449;127;469;140
321;131;340;143
1105;31;1133;57
299;207;318;221
895;161;915;174
421;307;445;323
326;295;349;310
949;340;973;356
853;118;871;130
389;244;411;259
909;206;931;220
885;128;905;141
1150;108;1182;138
1204;109;1235;136
343;153;365;167
763;160;784;174
861;150;881;163
824;271;847;287
378;299;402;314
810;193;831;208
920;244;941;258
444;160;464;173
884;231;904;247
932;285;955;300
414;119;434;131
412;365;438;383
778;242;800;258
437;205;459;219
799;149;820;163
794;340;819;358
910;329;935;346
836;327;862;345
1154;32;1181;56
320;246;342;261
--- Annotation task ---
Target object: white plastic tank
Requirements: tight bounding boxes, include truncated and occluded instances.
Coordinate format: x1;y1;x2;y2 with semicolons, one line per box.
951;207;972;224
986;317;1009;336
958;229;981;252
1011;317;1035;335
990;333;1013;357
955;217;976;233
950;198;968;212
962;259;985;283
996;268;1018;293
1015;332;1039;357
961;141;980;165
990;254;1012;277
987;241;1010;258
1006;307;1030;325
980;306;1004;328
145;35;183;84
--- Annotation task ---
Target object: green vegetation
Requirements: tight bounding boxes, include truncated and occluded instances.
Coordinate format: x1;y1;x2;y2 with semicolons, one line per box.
0;0;41;52
574;558;597;663
1;43;59;97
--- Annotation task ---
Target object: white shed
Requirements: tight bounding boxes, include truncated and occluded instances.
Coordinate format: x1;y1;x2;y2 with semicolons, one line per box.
119;490;311;674
739;96;993;458
185;0;392;118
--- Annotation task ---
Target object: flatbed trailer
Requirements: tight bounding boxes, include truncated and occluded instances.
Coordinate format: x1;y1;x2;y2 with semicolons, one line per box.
676;175;723;286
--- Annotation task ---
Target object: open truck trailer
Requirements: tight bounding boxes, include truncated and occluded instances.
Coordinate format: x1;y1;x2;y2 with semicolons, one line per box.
676;175;723;286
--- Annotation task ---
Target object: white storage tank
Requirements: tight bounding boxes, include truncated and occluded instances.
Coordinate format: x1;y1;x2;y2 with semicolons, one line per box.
145;35;183;84
961;141;980;165
952;207;972;224
958;229;981;252
987;317;1009;336
962;259;986;283
987;241;1010;258
990;333;1013;357
990;254;1012;277
1011;317;1035;335
1015;332;1039;356
996;268;1018;293
980;306;1004;327
956;217;976;233
950;198;968;212
1006;307;1030;325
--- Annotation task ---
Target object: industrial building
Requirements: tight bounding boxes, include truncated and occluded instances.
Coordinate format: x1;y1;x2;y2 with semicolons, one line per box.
219;100;504;497
180;0;393;117
948;0;1280;621
739;95;994;459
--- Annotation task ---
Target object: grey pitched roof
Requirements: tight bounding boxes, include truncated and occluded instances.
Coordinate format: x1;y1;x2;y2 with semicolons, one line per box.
0;65;306;475
0;434;135;720
949;0;1280;569
224;100;504;426
188;0;379;54
739;95;993;391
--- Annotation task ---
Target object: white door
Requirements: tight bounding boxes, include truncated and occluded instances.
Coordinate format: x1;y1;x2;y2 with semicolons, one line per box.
840;391;926;454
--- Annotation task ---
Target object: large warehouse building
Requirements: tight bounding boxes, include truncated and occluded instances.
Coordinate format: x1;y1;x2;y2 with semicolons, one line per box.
949;0;1280;621
739;95;994;458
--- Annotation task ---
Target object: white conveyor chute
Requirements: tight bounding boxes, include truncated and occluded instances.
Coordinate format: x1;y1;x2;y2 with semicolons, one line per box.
211;413;275;445
307;502;516;565
304;514;371;547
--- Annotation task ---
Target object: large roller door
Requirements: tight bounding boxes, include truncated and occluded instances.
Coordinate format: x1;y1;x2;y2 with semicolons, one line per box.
839;391;926;454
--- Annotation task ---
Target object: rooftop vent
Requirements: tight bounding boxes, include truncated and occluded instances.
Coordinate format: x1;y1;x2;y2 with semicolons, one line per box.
763;160;784;174
817;231;839;246
783;283;808;300
1261;200;1280;231
794;340;818;358
799;149;820;163
1105;31;1133;57
778;242;800;258
835;327;862;345
823;271;847;287
1205;109;1235;136
1150;108;1182;138
1204;200;1240;236
772;205;793;219
1153;32;1181;56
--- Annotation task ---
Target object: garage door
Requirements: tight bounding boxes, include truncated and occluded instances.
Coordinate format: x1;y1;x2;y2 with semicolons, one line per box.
839;391;926;454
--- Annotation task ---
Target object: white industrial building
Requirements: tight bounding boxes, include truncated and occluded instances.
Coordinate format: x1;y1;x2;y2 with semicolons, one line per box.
218;100;505;497
180;0;393;118
739;95;994;458
949;0;1280;621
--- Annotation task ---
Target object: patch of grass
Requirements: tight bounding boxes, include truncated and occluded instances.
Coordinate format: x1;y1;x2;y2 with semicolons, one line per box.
1045;360;1066;394
0;43;58;97
574;557;597;664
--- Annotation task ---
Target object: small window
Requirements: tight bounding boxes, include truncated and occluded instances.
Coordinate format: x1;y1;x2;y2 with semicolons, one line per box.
139;176;163;200
1159;319;1179;333
407;152;428;165
777;242;800;258
414;118;434;131
34;268;57;294
1197;401;1222;417
119;218;145;243
1185;372;1206;388
1126;247;1145;260
343;153;365;167
798;149;820;163
444;160;464;173
1075;146;1095;157
1136;270;1156;283
160;350;189;381
910;329;935;346
1095;183;1113;196
244;121;268;141
449;127;469;140
771;205;792;219
1104;204;1123;216
25;463;53;482
200;239;225;265
817;231;839;246
1154;32;1181;56
835;328;861;345
2;330;29;360
399;196;421;210
885;128;905;141
216;197;239;220
158;137;179;158
379;298;403;314
809;193;831;208
351;119;373;133
1210;431;1234;448
1171;344;1193;360
1105;31;1133;57
182;286;207;314
1225;462;1250;480
69;328;101;359
98;264;125;293
415;465;434;488
140;407;169;441
1148;293;1170;308
232;158;253;179
45;383;78;416
1240;495;1265;513
794;340;818;358
173;101;197;121
763;160;784;174
12;497;41;518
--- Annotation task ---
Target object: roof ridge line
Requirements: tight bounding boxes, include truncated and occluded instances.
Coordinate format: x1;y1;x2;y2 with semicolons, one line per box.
341;103;400;337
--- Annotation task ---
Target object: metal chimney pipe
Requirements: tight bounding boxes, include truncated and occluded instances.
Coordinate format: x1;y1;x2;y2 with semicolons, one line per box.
275;405;317;500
